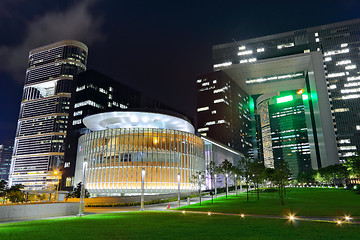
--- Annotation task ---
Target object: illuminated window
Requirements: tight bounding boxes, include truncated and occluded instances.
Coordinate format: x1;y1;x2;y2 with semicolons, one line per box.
202;82;209;86
277;43;294;49
339;139;350;144
342;94;360;99
324;48;349;56
211;110;216;114
214;98;225;104
347;76;360;81
345;65;356;70
196;79;202;83
334;108;349;112
197;107;209;112
213;80;217;84
257;48;265;52
304;49;310;53
73;110;83;116
336;60;351;65
315;32;319;37
213;62;232;68
276;95;293;104
237;50;253;56
341;88;360;94
340;146;357;150
315;38;320;42
239;45;246;50
324;57;332;62
205;121;216;126
327;72;346;78
72;119;82;125
65;177;73;187
198;127;209;132
341;43;348;48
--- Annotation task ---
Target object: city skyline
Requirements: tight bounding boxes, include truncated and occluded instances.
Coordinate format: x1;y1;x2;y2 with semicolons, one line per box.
1;0;360;142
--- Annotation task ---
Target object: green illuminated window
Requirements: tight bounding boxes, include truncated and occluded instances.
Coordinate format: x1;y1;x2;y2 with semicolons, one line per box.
276;95;293;104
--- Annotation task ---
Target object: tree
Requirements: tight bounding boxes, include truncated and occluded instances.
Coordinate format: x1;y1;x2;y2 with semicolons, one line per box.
190;171;205;205
344;155;360;178
6;184;25;203
66;182;90;199
207;161;217;203
217;159;233;198
272;159;291;205
317;164;348;185
248;160;266;200
0;179;8;203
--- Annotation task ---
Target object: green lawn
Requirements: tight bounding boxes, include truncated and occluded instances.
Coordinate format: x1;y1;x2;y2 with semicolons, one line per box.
1;211;359;240
178;188;360;217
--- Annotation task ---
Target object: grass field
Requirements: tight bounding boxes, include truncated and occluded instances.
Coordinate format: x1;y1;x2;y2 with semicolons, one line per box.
0;187;359;239
1;211;359;240
178;187;360;217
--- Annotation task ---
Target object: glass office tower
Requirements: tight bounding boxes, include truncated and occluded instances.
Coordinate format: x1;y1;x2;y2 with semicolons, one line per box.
212;18;360;162
9;40;88;190
0;140;14;180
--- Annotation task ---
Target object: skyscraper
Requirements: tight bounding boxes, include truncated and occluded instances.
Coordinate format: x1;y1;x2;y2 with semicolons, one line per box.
0;140;14;180
196;19;360;176
212;18;360;163
9;40;88;190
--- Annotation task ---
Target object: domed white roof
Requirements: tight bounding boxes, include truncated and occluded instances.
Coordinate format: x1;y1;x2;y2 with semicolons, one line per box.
83;111;195;134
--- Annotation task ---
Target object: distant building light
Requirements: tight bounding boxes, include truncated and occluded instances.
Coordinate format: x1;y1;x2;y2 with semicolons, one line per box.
197;107;209;112
276;95;293;104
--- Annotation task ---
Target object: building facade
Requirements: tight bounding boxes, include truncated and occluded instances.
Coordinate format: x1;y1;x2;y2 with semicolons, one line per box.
9;40;88;190
0;140;14;181
74;111;204;196
212;18;360;163
63;70;181;189
197;71;252;156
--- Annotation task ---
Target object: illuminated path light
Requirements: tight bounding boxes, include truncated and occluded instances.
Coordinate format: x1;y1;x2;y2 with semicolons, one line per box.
169;210;359;225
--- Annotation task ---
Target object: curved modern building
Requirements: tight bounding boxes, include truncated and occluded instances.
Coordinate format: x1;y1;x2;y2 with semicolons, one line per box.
74;111;205;196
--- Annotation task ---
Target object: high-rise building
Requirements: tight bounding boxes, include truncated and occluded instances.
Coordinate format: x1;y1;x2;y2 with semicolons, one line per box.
196;71;252;156
0;140;14;180
9;40;88;190
197;19;360;176
212;18;360;163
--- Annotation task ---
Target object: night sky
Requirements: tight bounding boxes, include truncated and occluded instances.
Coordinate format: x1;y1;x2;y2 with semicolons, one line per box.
0;0;359;142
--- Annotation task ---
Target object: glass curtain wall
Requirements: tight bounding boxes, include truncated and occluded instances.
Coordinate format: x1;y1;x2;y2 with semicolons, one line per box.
76;128;204;195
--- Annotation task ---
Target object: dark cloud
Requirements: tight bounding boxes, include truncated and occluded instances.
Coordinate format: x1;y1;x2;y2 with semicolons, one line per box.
0;0;104;83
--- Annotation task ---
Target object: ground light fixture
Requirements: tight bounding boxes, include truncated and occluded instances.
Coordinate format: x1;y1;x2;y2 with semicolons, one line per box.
182;211;185;214
140;168;145;211
208;212;211;216
344;215;351;221
288;213;295;222
336;219;342;225
240;214;245;218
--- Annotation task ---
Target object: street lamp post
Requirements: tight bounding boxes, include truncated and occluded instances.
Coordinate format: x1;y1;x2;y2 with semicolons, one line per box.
240;176;243;193
198;174;202;206
78;162;87;216
225;173;229;198
140;168;145;211
53;170;60;202
235;174;237;196
177;173;181;207
214;174;217;199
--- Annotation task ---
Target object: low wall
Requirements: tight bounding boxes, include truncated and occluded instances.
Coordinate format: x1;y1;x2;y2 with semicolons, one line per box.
0;202;80;222
65;192;197;205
